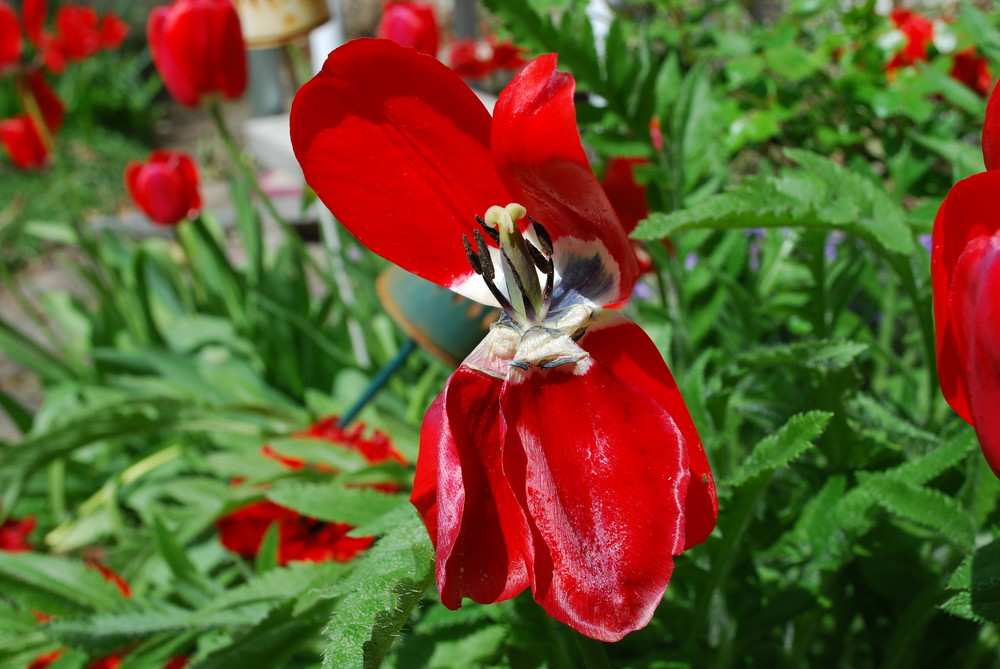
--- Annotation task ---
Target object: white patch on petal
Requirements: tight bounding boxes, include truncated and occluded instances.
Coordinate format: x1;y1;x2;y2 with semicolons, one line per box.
550;235;622;308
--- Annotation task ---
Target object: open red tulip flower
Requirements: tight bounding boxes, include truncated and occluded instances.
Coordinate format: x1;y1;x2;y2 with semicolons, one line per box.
932;78;1000;477
147;0;247;107
291;39;718;641
125;150;202;225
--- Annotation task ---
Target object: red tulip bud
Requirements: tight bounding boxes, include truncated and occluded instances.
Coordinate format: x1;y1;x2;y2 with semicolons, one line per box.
125;150;202;225
147;0;247;107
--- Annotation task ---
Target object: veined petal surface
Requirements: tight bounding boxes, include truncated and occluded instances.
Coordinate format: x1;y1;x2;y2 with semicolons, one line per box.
499;353;689;641
580;310;718;549
413;366;531;609
291;39;511;303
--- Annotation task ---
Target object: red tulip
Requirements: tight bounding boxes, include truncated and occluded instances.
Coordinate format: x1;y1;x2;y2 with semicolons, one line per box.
375;1;439;57
0;1;21;72
449;38;491;79
290;39;718;641
1;69;65;170
951;47;994;98
147;0;247;107
19;0;127;74
1;117;48;168
0;515;35;551
124;150;202;225
886;8;934;72
932;82;1000;476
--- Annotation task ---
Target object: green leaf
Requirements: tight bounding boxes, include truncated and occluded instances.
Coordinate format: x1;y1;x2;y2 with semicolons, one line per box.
730;411;832;487
256;522;281;574
267;480;406;526
0;553;128;615
322;505;434;669
861;476;975;549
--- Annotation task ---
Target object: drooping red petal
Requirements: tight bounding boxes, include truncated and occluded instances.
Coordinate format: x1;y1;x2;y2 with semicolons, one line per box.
0;2;21;71
413;366;531;608
931;172;1000;424
985;78;1000;171
290;38;511;303
25;68;64;132
949;232;1000;476
491;54;639;306
499;355;689;641
579;310;718;549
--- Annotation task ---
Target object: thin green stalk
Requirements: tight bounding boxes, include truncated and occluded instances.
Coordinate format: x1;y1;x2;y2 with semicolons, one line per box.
686;473;771;653
208;101;334;285
47;459;66;521
888;254;937;425
209;101;293;235
573;632;614;669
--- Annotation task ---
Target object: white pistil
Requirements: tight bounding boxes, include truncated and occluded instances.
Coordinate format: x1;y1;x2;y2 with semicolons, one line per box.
482;202;545;324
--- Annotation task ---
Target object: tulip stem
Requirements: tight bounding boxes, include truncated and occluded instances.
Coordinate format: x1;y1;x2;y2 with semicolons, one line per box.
208;101;294;237
338;338;418;428
572;631;614;669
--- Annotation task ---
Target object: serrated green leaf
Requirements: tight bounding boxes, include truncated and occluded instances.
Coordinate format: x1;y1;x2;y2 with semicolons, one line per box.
730;411;832;487
322;505;434;669
863;477;975;548
0;553;127;615
267;480;406;526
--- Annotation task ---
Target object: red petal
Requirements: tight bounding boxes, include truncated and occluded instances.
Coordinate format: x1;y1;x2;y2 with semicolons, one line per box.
949;232;1000;476
208;0;247;100
600;157;650;235
500;353;689;641
148;7;199;107
376;2;439;57
290;38;511;301
580;310;718;549
931;172;1000;424
492;54;639;305
98;13;129;50
0;2;21;70
25;68;64;132
22;0;46;47
413;366;531;608
0;116;48;169
985;77;1000;171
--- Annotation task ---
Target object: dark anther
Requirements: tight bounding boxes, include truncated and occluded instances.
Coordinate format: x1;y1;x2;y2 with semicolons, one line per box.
475;215;500;243
463;234;482;275
473;229;495;282
527;243;552;273
529;218;553;256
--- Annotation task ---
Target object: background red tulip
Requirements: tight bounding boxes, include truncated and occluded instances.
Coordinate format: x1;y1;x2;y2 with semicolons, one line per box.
0;1;21;72
124;150;202;225
147;0;247;107
376;1;439;57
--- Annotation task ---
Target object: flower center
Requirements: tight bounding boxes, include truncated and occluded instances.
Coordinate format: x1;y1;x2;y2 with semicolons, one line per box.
462;202;555;326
